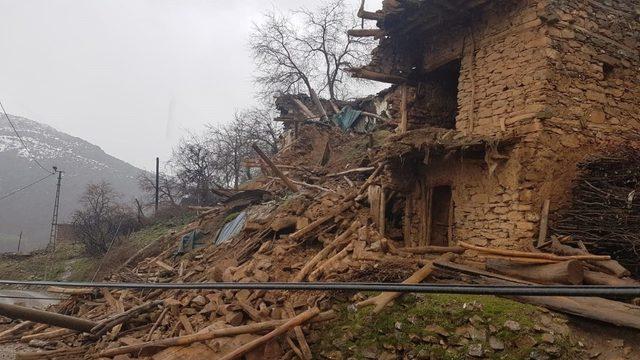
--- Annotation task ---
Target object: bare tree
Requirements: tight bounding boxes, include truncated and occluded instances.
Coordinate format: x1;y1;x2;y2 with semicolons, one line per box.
72;182;136;255
137;171;183;209
206;107;282;189
250;0;371;101
170;133;217;205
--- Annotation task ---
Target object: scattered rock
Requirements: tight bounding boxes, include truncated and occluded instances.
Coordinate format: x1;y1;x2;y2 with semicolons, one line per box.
529;349;551;360
504;320;521;331
541;333;555;344
489;336;505;351
468;343;484;357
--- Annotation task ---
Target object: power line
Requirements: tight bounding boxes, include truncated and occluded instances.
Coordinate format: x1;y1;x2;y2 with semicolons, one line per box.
0;280;638;297
0;99;54;175
0;173;55;202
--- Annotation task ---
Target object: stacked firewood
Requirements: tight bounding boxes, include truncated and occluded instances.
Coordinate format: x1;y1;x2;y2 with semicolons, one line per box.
552;148;640;275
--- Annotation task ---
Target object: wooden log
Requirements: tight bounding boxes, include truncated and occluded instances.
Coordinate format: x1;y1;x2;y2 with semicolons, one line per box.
219;307;320;360
146;307;169;341
357;261;435;313
458;241;611;261
46;286;94;295
347;67;407;84
347;29;385;37
0;321;33;340
288;200;355;243
91;300;163;337
20;328;75;341
357;0;384;20
510;295;640;330
358;163;384;196
486;259;584;285
253;144;298;192
0;303;96;333
398;84;408;134
400;246;465;254
326;167;375;177
97;310;335;358
583;271;640;286
437;259;640;330
292;98;315;119
549;239;630;278
285;304;312;360
15;346;86;359
308;243;353;281
309;89;328;122
292;221;360;282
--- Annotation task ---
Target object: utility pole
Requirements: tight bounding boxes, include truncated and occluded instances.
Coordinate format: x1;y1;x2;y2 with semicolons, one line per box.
17;231;22;254
155;157;160;214
48;167;63;252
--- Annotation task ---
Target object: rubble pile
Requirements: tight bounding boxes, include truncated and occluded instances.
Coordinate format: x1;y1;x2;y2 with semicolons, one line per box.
0;124;639;359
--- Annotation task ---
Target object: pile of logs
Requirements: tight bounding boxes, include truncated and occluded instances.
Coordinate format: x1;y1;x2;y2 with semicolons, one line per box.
551;149;640;275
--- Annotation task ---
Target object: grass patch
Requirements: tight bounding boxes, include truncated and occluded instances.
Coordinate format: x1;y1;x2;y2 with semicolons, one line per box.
313;294;576;359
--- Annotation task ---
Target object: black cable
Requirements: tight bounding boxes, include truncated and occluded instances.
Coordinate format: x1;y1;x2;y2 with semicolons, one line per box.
0;99;54;174
0;280;638;297
0;173;55;202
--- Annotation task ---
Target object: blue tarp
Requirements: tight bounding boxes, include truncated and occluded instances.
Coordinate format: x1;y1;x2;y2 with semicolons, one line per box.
215;211;247;245
333;106;362;131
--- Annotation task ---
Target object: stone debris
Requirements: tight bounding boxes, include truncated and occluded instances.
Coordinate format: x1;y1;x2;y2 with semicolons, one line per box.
2;0;640;358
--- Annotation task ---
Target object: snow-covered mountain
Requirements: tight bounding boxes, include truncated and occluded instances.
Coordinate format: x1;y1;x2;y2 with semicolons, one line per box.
0;114;145;252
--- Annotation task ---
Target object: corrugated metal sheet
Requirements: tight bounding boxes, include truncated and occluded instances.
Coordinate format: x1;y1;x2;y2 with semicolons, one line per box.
215;211;247;245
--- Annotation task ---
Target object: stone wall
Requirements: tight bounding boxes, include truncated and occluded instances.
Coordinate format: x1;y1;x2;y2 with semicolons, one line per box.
378;0;639;249
389;144;539;249
525;0;640;210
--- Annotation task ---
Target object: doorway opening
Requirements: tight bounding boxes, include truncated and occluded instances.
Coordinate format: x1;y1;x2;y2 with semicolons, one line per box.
428;185;453;246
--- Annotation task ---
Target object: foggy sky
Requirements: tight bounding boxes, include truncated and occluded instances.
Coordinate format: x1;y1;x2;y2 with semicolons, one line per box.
0;0;382;171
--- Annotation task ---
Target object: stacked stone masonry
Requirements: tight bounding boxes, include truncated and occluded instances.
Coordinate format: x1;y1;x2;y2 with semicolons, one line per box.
375;0;640;249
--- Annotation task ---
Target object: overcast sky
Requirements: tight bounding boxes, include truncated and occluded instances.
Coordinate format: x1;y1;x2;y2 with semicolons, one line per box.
0;0;382;171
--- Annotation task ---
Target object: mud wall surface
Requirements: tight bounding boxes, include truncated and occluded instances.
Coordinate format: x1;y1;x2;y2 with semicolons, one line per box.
394;145;539;249
522;0;640;214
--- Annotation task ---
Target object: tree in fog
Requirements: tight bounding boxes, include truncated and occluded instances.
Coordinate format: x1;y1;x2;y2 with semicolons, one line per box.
170;107;282;194
137;171;183;208
72;182;136;255
170;133;217;205
250;0;372;101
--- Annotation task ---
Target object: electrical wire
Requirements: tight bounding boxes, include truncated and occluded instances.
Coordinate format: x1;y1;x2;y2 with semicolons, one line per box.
0;173;55;202
0;99;54;174
0;280;638;297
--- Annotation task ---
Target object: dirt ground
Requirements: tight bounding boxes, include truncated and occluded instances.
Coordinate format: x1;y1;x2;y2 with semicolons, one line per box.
569;317;640;359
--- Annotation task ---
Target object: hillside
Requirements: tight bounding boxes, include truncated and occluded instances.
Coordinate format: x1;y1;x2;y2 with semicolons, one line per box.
0;114;145;252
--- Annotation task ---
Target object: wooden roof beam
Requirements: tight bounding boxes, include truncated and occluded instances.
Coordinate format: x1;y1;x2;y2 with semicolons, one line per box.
357;0;384;21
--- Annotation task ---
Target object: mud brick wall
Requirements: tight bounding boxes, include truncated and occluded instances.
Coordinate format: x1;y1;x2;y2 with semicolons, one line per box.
394;146;540;249
454;0;551;137
522;0;640;210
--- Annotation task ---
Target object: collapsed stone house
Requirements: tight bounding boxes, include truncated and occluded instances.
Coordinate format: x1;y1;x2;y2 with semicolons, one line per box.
341;0;640;250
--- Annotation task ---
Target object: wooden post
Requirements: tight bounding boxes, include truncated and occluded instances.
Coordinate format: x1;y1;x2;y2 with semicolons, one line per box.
252;144;298;192
398;84;408;134
379;186;386;236
155;157;160;214
537;199;550;247
0;303;97;333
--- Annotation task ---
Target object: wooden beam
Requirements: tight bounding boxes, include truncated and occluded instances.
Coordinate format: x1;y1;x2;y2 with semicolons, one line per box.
0;303;97;333
347;68;407;84
357;0;384;20
398;84;408;134
537;199;550;247
252;144;298;193
347;29;385;38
